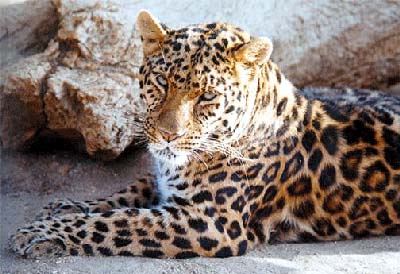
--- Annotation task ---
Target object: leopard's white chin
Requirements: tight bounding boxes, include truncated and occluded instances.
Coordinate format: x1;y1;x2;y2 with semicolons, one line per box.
149;145;191;167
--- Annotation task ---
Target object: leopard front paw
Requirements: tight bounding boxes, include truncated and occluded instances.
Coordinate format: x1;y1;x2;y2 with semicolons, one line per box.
36;199;89;220
10;225;68;258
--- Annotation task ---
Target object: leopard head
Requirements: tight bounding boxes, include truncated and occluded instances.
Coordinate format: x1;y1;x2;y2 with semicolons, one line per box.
137;10;273;165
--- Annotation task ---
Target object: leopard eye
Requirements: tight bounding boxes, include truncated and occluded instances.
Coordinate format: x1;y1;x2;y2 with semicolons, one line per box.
199;92;217;102
156;74;168;87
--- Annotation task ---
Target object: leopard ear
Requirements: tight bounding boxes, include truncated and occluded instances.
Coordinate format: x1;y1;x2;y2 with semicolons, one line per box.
136;10;166;56
233;37;273;65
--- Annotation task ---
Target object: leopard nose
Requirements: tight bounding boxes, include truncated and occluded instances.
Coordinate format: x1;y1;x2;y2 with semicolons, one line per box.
158;128;186;142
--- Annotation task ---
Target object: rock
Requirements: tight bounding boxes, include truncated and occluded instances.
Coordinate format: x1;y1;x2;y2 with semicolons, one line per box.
0;44;57;150
43;0;144;159
55;0;142;70
0;0;57;68
45;67;143;159
1;0;144;159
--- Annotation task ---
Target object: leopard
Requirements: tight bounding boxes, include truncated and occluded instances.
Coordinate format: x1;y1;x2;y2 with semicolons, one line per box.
10;10;400;259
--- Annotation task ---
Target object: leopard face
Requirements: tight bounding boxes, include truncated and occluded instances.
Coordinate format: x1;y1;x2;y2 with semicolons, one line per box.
138;15;272;165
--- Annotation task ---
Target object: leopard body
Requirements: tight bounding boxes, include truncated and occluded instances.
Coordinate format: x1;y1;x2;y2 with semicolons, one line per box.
10;11;400;258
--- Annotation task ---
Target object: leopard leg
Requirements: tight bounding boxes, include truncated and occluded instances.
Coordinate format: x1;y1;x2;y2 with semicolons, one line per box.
37;174;158;219
11;206;250;258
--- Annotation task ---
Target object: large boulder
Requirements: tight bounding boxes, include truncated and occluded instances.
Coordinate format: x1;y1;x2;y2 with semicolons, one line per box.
1;0;144;159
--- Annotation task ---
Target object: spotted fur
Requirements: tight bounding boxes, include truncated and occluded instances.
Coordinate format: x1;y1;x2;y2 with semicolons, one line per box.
10;11;400;258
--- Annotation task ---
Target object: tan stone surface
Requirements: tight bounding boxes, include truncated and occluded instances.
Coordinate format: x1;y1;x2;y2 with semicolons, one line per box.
45;67;143;158
0;44;57;149
1;0;144;158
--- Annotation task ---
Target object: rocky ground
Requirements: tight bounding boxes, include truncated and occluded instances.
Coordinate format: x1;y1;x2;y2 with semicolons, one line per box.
1;141;400;274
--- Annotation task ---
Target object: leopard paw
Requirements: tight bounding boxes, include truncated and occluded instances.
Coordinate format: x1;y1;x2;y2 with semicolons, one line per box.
10;226;67;258
36;199;89;220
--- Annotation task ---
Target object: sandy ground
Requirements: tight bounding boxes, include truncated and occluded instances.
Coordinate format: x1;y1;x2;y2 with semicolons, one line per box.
1;142;400;274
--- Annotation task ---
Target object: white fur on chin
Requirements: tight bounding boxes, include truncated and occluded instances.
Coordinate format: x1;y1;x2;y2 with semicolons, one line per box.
149;145;191;168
